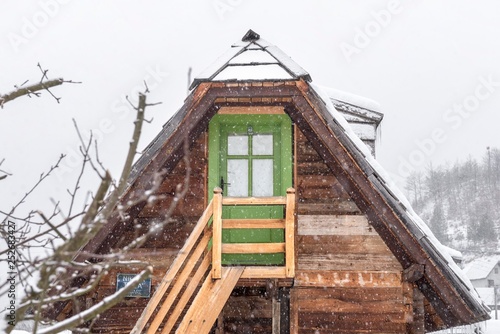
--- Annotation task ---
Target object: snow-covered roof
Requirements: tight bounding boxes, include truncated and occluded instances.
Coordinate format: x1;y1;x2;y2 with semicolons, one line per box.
190;29;311;89
465;256;500;281
318;85;383;116
311;83;488;311
475;288;496;306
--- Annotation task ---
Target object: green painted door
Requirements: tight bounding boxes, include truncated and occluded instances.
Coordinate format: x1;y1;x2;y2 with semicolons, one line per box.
208;114;292;265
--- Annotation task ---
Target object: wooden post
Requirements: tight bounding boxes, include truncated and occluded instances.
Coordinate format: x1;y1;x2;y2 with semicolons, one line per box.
212;187;223;279
285;188;296;278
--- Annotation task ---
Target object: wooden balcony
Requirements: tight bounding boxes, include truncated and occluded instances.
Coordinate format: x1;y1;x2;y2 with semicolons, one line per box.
212;187;296;279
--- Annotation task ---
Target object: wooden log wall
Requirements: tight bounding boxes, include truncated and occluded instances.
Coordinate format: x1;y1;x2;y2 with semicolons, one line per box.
293;128;408;333
86;132;208;333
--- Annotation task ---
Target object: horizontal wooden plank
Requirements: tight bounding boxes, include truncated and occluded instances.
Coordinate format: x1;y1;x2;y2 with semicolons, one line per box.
294;270;402;288
138;194;205;218
298;254;402;271
298;214;375;236
298;235;392;255
240;266;287;279
298;312;406;333
222;242;285;254
222;219;285;229
297;202;361;215
222;196;286;205
295;287;405;314
218;106;285;114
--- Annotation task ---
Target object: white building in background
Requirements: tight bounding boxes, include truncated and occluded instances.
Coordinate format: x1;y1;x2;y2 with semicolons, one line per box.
465;255;500;288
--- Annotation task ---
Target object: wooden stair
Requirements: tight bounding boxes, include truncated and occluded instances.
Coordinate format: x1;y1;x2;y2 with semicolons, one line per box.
175;267;243;333
131;199;216;334
131;188;295;333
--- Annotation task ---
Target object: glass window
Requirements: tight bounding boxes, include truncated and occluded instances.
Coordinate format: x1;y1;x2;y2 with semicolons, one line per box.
227;159;248;197
228;135;248;155
252;134;273;155
252;159;273;197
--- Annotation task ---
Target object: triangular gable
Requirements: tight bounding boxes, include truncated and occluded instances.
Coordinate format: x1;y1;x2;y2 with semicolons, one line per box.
189;29;311;89
55;31;490;330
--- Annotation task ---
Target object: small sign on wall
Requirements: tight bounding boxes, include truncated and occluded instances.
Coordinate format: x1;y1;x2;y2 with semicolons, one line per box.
116;273;152;298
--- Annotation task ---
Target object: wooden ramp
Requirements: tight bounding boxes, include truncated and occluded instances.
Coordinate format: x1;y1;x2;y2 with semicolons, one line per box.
176;267;243;333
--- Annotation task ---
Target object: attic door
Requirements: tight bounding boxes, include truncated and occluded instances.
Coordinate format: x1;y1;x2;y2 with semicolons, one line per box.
208;113;292;265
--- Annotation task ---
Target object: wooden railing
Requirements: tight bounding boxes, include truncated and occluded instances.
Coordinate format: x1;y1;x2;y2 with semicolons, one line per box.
212;187;296;280
132;200;214;334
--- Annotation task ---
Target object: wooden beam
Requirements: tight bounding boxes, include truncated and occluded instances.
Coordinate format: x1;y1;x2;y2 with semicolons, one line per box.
218;106;285;114
272;294;281;334
176;267;243;333
295;270;402;288
289;289;299;334
222;196;286;205
409;287;426;334
404;264;425;283
241;267;287;279
212;187;223;279
285;188;295;278
222;219;285;229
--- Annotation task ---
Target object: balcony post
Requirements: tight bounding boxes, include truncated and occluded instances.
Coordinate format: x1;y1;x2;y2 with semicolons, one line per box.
212;187;223;279
285;187;295;278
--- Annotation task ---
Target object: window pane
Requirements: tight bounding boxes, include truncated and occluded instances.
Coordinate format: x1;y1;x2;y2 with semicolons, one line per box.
252;134;273;155
227;159;248;197
228;135;248;155
252;159;273;197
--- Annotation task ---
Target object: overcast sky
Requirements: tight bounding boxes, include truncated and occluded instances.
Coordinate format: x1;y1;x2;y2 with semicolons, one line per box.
1;0;500;218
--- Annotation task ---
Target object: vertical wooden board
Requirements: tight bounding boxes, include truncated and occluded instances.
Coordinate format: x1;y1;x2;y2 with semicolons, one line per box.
212;188;222;279
286;188;296;277
409;288;426;334
290;288;299;334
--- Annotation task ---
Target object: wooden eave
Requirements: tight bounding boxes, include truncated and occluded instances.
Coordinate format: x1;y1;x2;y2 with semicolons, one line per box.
52;80;489;328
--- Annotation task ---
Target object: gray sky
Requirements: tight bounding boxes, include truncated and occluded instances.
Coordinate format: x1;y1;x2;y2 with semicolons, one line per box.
1;0;500;216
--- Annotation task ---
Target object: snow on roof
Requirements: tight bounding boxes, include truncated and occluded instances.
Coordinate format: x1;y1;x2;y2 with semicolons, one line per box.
442;244;464;262
318;85;382;114
190;29;311;89
311;83;488;310
464;255;500;280
475;288;496;306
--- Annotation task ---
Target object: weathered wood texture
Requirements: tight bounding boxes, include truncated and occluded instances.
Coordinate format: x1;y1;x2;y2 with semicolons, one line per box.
294;127;406;333
220;288;274;334
293;288;406;333
295;129;361;215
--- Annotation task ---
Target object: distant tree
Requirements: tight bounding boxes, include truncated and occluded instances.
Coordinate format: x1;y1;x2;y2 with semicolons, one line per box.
429;204;448;244
408;148;500;251
478;211;497;245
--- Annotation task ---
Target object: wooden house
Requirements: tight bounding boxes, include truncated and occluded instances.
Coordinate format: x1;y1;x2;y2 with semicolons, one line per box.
51;30;489;333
